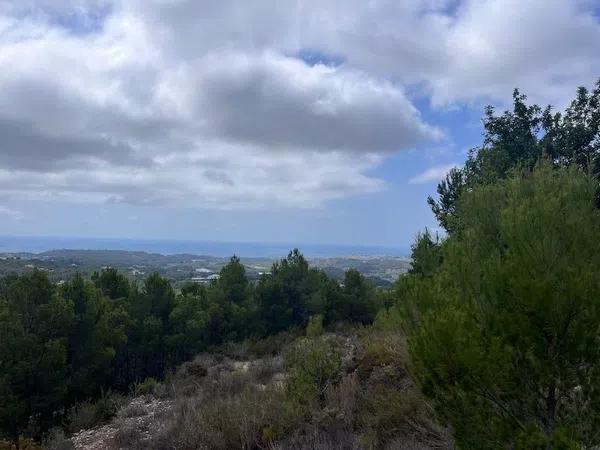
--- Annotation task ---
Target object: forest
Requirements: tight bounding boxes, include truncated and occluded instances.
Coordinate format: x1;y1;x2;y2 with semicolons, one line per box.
1;80;600;449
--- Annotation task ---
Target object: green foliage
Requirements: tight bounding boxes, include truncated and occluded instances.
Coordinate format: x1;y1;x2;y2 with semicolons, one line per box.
285;337;343;409
61;274;126;402
305;314;324;338
338;269;377;324
408;228;442;278
91;267;130;300
66;391;126;433
134;377;158;396
1;249;379;442
0;271;72;442
409;165;600;448
429;80;600;232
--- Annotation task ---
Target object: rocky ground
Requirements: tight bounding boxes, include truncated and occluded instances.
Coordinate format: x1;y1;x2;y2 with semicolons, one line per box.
71;397;175;450
62;332;452;450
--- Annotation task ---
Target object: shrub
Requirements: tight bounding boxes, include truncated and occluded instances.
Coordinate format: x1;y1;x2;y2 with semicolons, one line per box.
66;391;127;433
43;428;74;450
134;377;158;396
359;385;430;446
356;330;408;385
112;417;143;449
284;337;343;409
0;438;44;450
158;386;302;449
185;362;208;378
410;167;600;447
118;402;147;419
306;315;324;338
245;328;302;358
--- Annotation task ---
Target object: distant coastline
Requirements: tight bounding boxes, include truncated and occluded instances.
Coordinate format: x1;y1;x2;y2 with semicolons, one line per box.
0;235;409;258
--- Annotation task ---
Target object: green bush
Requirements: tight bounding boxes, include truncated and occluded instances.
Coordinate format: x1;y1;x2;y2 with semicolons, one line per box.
356;330;407;383
410;166;600;447
284;337;343;409
133;377;158;396
306;314;324;338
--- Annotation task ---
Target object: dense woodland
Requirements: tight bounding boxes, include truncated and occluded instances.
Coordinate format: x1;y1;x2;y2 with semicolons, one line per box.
2;80;600;448
0;250;380;444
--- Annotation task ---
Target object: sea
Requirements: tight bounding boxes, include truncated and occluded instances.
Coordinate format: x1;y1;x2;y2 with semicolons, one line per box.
0;235;409;258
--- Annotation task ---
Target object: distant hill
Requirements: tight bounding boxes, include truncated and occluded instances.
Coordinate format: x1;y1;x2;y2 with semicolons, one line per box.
0;248;410;288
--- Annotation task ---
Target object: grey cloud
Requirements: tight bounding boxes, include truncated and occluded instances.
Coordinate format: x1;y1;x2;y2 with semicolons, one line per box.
196;53;440;153
1;0;598;210
0;118;152;171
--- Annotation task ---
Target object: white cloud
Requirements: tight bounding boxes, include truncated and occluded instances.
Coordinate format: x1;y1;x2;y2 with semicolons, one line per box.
0;2;441;209
408;163;459;184
0;0;598;210
292;0;600;107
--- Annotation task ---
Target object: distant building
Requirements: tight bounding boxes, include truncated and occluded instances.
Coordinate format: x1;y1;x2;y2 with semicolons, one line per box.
190;273;220;283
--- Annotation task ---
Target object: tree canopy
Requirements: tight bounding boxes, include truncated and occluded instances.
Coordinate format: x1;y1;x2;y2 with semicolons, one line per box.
0;250;378;443
429;80;600;233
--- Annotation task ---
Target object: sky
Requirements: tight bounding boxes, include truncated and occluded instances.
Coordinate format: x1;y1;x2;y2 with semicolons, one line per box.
0;0;599;249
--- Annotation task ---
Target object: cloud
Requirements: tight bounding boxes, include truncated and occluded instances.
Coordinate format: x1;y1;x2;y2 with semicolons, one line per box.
0;3;442;209
429;0;600;106
0;0;598;210
409;163;459;184
287;0;600;107
195;51;441;153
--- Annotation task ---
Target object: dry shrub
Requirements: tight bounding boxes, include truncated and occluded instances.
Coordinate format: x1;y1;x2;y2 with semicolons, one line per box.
213;327;304;360
185;361;207;378
360;385;429;444
356;331;408;384
43;428;74;450
273;425;361;450
0;437;44;450
248;356;283;385
66;391;127;433
112;417;144;450
118;402;147;419
157;386;301;450
237;328;302;359
324;373;360;429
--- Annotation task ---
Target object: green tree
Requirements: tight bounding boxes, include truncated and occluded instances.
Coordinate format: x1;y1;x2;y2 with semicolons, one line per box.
327;269;376;324
217;255;248;305
410;166;600;448
408;229;442;278
429;80;600;233
256;249;325;334
0;271;73;442
92;267;130;300
61;274;126;402
123;273;175;382
168;284;209;360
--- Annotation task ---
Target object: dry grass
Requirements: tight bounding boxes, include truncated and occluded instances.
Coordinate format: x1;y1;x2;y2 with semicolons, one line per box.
66;391;128;434
68;327;453;449
155;386;300;450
